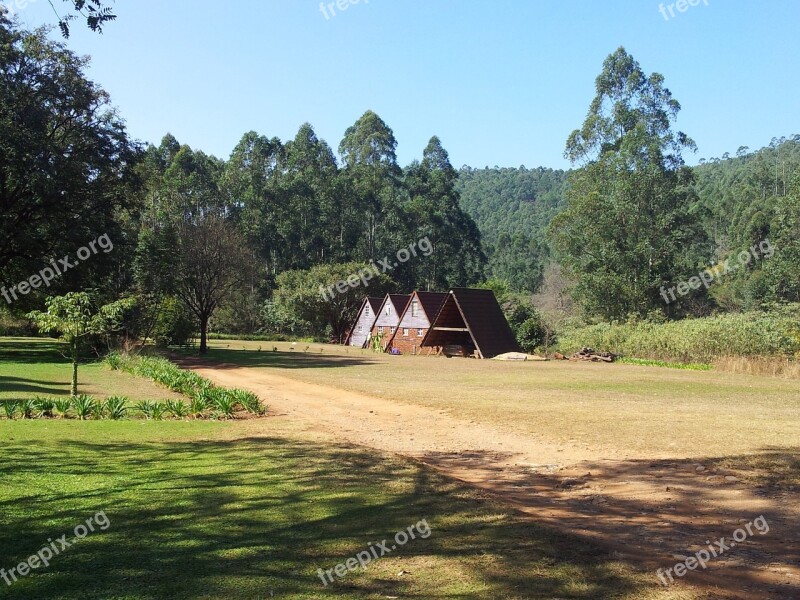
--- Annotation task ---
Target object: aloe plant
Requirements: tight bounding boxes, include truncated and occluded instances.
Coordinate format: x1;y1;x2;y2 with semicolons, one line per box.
189;396;207;418
3;400;19;420
165;399;188;419
72;394;97;420
54;398;72;418
19;398;35;419
211;393;237;419
104;396;127;420
230;389;265;415
34;396;55;418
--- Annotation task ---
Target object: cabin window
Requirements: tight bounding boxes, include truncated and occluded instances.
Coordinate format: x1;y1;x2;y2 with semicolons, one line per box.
390;327;395;334
385;304;391;315
403;328;409;336
411;300;419;317
365;306;370;317
417;329;424;337
378;326;383;334
357;323;362;332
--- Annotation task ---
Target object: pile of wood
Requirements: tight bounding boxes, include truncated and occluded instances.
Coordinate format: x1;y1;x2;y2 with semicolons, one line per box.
569;347;617;363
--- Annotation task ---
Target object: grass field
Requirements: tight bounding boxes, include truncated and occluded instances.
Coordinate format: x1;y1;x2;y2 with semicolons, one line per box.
0;337;182;403
192;339;800;463
0;338;691;599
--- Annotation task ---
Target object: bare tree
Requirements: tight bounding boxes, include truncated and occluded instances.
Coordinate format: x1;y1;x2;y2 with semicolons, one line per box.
175;215;257;354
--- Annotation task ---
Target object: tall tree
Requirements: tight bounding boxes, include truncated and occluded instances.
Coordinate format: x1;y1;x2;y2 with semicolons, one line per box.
339;111;404;261
405;137;486;289
551;47;708;319
0;16;137;290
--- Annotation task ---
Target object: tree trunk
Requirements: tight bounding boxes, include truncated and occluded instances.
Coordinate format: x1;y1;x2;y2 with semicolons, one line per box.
71;360;78;398
199;314;209;354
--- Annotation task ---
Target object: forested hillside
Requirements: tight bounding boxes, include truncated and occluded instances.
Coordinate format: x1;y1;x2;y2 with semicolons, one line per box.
456;167;569;292
455;136;800;304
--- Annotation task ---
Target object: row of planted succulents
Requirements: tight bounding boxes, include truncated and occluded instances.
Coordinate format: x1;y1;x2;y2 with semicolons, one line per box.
1;354;266;421
3;395;187;420
106;352;267;418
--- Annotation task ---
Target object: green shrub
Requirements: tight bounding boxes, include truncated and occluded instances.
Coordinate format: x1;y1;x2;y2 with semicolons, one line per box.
3;400;19;420
557;308;800;364
135;400;163;420
72;394;97;420
18;398;35;419
165;399;188;419
211;393;237;419
152;297;195;348
54;398;72;418
229;389;265;415
105;352;122;370
34;396;55;418
189;395;208;418
104;396;128;420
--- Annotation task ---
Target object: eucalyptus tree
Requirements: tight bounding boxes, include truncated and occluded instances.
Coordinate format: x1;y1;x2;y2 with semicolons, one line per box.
404;137;485;290
339;111;405;261
551;47;708;319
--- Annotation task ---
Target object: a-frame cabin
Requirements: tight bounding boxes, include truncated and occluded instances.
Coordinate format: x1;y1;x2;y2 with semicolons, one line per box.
389;291;448;355
422;288;520;358
370;293;411;351
344;296;383;347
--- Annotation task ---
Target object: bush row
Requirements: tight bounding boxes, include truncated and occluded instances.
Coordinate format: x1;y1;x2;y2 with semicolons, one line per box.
556;310;800;364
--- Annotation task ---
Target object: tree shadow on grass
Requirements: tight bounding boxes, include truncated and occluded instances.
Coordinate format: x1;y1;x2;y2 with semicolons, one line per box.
0;434;664;600
0;338;67;364
416;447;800;600
173;347;382;370
0;376;68;396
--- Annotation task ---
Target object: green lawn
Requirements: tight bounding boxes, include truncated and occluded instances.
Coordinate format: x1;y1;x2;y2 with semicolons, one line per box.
0;337;182;402
0;338;691;599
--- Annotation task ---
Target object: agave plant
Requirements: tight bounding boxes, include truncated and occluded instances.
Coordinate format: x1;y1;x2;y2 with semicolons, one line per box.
189;395;207;418
19;398;35;419
230;389;265;415
3;400;18;420
104;396;127;420
165;399;188;419
72;394;97;420
211;392;237;419
135;400;156;419
34;396;55;418
135;400;166;420
53;398;72;418
91;401;106;420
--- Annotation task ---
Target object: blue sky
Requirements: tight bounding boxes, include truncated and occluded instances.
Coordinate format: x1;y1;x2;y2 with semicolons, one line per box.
7;0;800;169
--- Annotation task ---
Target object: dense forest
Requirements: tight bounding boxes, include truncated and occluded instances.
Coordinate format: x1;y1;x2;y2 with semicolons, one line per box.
2;12;799;351
458;135;800;313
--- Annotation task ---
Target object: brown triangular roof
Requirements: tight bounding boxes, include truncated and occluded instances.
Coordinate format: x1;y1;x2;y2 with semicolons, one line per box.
423;288;520;359
344;296;384;346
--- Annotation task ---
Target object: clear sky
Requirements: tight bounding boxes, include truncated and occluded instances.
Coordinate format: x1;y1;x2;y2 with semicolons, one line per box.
7;0;800;169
